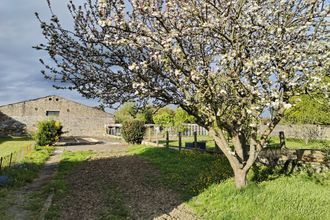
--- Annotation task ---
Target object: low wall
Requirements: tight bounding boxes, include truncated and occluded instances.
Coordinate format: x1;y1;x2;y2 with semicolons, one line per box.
260;124;330;140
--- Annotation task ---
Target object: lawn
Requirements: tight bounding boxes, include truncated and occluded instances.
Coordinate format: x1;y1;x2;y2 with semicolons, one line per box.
268;136;330;150
0;136;35;157
159;135;330;150
130;145;330;219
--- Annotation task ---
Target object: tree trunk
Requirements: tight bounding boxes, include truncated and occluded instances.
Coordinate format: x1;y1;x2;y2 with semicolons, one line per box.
234;168;248;189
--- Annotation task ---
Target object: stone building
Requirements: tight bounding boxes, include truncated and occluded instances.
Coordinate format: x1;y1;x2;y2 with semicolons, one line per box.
0;95;114;137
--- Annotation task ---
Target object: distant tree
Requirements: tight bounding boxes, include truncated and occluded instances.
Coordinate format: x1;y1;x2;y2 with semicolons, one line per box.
114;102;137;123
36;0;329;188
136;106;155;124
115;102;155;124
284;75;330;125
284;94;330;125
174;108;196;132
153;108;175;130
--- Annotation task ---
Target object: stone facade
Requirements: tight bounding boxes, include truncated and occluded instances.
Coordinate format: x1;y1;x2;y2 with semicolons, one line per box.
0;95;114;137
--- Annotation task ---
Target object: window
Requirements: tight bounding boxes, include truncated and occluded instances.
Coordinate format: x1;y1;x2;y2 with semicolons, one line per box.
46;111;60;117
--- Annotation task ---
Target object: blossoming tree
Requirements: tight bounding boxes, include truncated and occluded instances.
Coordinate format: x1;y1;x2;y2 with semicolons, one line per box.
35;0;329;188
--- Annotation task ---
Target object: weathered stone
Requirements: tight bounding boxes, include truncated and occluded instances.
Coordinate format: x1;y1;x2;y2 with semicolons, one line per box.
0;95;114;137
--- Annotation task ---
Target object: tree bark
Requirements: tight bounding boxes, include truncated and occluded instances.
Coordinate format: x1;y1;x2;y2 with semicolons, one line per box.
234;168;248;189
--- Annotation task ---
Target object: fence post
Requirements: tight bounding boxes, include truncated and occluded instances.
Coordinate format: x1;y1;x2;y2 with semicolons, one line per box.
193;131;197;148
9;153;13;167
166;131;169;148
279;131;286;149
178;132;182;151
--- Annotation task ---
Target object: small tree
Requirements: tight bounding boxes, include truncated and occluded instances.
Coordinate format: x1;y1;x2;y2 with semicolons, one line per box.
174;108;195;132
36;0;330;188
35;120;63;146
153;108;175;132
121;120;146;144
114;102;137;123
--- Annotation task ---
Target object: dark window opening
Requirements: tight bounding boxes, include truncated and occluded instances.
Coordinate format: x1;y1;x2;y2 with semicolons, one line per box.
49;98;52;101
56;98;59;101
46;111;60;117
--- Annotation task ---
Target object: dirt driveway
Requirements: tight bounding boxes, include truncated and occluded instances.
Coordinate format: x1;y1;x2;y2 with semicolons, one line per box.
52;147;198;219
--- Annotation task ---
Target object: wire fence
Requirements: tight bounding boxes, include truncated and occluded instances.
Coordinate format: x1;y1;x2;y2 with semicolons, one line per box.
0;144;34;172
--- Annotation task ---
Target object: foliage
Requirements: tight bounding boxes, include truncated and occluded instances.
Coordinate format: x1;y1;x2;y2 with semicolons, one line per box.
284;94;330;125
174;108;196;132
35;120;63;146
129;146;232;198
153;108;175;129
135;106;154;124
121;120;146;144
114;102;137;123
188;173;330;220
115;102;154;124
36;0;330;188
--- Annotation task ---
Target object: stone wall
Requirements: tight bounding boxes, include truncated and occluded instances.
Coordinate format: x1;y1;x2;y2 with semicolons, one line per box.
260;124;330;140
0;96;114;137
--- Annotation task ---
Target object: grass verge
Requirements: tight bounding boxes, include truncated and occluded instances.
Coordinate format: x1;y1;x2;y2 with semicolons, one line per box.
189;173;330;220
0;146;54;218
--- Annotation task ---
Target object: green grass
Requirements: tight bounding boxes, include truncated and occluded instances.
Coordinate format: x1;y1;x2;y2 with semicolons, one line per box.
1;146;54;186
45;151;95;219
129;145;232;199
159;135;329;150
268;136;330;150
0;136;35;157
0;146;54;218
189;173;330;220
130;145;330;220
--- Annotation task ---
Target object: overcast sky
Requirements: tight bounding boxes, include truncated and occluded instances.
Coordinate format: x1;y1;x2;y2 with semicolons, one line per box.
0;0;105;109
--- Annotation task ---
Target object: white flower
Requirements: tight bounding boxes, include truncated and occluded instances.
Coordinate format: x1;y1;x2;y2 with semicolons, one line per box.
283;103;292;109
128;63;137;71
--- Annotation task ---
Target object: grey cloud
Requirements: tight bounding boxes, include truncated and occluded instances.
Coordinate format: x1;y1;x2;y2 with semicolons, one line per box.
0;0;102;110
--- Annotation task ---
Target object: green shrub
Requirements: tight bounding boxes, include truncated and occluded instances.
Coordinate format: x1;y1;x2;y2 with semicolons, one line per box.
121;120;146;144
35;120;63;146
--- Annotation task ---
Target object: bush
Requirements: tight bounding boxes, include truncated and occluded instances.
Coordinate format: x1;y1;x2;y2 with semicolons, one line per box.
35;120;63;146
121;120;146;144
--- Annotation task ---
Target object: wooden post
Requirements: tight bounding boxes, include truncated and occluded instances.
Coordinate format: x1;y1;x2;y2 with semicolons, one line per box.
178;132;182;151
9;153;13;167
0;157;2;171
193;131;197;148
279;131;286;149
166;130;169;148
